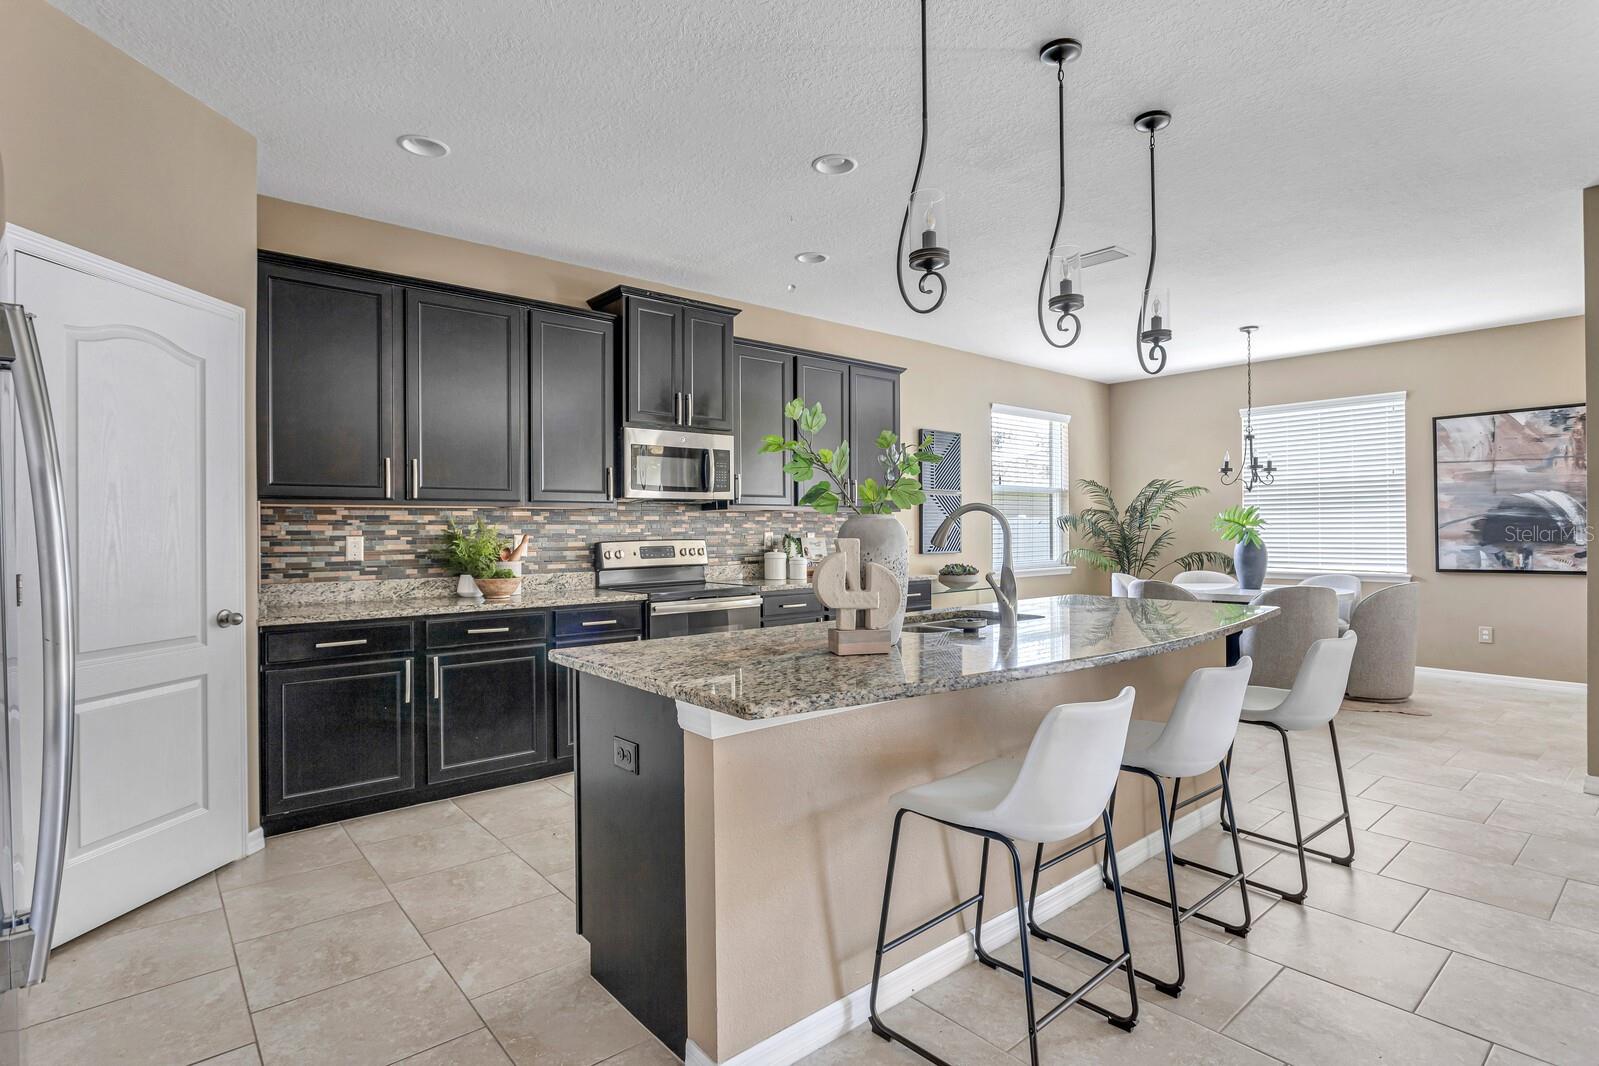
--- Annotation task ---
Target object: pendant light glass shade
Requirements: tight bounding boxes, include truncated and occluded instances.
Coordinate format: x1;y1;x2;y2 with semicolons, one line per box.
907;188;950;273
1134;110;1173;375
1035;37;1083;349
1147;288;1172;336
1047;246;1083;313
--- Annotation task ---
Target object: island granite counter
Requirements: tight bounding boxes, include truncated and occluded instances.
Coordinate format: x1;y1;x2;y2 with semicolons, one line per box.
552;594;1275;1061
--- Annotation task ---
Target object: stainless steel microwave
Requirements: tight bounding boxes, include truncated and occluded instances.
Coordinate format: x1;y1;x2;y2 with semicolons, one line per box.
620;426;735;501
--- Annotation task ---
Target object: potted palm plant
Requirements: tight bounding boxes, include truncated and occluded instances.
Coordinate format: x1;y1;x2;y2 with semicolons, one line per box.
1055;478;1233;579
434;518;521;601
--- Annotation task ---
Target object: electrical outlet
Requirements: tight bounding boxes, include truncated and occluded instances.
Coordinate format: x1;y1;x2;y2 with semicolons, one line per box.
764;531;776;549
345;535;364;562
613;736;639;775
1477;626;1495;644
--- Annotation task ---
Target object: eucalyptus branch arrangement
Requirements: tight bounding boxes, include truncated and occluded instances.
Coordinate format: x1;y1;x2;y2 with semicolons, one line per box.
760;398;940;515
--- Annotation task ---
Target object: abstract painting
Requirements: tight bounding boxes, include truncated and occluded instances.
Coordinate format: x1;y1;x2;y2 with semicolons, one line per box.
1434;404;1587;573
918;429;962;554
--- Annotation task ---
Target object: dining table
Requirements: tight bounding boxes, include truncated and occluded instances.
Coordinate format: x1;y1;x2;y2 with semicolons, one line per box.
1176;583;1356;663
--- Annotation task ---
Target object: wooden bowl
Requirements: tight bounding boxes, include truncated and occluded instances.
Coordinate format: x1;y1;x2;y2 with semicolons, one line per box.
474;577;522;602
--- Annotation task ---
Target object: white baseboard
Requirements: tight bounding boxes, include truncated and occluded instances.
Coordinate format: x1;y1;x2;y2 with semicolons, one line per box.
244;828;266;856
1414;666;1586;693
685;799;1221;1066
1584;776;1599;798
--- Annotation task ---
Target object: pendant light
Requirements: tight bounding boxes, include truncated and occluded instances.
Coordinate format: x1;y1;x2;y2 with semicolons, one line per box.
1134;110;1173;374
1219;326;1278;490
895;0;948;314
1036;37;1084;348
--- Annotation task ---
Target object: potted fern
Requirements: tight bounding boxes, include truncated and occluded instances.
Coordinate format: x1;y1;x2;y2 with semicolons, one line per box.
1055;478;1232;579
434;518;520;601
1214;505;1268;590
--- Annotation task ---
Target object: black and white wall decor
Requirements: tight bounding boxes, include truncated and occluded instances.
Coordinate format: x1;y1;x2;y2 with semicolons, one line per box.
919;429;963;553
1434;403;1587;573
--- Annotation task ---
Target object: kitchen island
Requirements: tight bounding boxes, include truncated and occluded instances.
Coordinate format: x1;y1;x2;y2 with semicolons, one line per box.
551;594;1275;1062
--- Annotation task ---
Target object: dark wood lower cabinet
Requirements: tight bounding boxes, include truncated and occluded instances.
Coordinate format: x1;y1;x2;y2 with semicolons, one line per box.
263;656;415;816
427;643;549;784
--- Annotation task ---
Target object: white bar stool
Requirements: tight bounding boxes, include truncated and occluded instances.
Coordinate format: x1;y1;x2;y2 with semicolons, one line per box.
868;689;1140;1065
1077;658;1255;998
1221;631;1360;902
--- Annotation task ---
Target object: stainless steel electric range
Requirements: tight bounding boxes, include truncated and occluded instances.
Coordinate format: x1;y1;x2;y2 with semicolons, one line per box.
593;539;763;639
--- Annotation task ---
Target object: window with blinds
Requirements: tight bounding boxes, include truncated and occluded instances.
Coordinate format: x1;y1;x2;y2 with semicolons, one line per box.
990;405;1070;571
1241;391;1407;575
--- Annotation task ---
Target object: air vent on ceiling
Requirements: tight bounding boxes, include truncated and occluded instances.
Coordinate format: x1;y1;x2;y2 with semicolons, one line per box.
1080;245;1131;269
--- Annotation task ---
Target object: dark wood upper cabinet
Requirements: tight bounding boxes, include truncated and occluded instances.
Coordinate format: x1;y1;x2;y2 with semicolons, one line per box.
733;342;793;506
257;262;398;499
530;308;616;503
793;352;849;463
589;287;739;431
847;363;902;494
404;288;526;502
683;309;734;432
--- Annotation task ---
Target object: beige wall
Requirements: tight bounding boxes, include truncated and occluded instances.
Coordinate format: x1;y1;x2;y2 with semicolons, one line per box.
1110;317;1586;683
0;0;261;817
258;197;1113;599
1585;186;1598;778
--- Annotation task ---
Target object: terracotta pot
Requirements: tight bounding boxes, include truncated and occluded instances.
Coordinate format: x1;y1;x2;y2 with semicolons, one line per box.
474;576;522;602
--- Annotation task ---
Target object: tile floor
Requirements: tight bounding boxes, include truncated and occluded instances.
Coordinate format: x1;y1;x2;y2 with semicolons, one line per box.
18;670;1597;1066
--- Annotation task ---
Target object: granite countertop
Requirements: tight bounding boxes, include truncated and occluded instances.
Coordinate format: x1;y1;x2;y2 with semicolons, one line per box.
257;587;645;628
551;594;1276;720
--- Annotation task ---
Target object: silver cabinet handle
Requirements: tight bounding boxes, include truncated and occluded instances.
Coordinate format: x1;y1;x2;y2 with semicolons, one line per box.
686;391;694;427
734;472;741;500
674;391;683;425
384;457;392;498
781;602;811;609
2;305;75;986
403;658;412;705
431;655;440;699
650;595;763;616
409;457;420;498
605;465;614;501
580;619;620;627
314;637;368;649
466;626;510;635
216;610;244;627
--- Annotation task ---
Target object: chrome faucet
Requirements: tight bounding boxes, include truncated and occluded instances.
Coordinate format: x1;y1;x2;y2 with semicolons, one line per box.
932;502;1019;629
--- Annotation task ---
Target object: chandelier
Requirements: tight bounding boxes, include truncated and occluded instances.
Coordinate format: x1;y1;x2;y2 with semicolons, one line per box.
1219;325;1278;490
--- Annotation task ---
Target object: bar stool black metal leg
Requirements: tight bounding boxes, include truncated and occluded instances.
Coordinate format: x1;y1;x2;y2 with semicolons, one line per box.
1003;837;1041;1063
973;838;998;970
1241;725;1310;903
1108;773;1185;995
1100;812;1140;1031
1218;761;1254;934
1326;722;1357;866
868;810;908;1038
1098;785;1119;890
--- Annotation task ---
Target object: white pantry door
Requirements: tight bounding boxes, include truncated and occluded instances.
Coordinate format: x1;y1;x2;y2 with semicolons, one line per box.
2;229;247;944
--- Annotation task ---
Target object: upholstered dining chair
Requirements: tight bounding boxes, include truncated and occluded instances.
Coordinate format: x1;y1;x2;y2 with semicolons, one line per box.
1345;582;1420;702
1128;579;1198;602
1110;572;1137;597
1173;570;1235;591
1238;585;1339;688
1297;574;1362;629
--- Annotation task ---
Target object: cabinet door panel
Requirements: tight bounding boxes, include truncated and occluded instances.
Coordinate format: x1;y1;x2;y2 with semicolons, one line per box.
848;364;901;495
683;309;734;432
263;657;414;815
258;263;397;498
428;644;549;784
793;354;849;502
530;310;615;503
405;289;526;501
733;344;793;505
625;297;683;426
553;634;641;761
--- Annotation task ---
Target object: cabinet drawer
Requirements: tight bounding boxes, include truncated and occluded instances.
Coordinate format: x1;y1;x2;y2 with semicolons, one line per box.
554;604;643;640
907;578;933;613
761;589;822;618
264;622;414;665
426;612;548;649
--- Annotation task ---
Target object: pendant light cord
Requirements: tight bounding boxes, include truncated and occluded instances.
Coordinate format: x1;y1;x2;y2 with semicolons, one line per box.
895;0;946;314
1037;60;1079;348
1135;129;1166;375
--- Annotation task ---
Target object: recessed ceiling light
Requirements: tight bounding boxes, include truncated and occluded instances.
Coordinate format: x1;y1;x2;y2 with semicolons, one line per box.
795;252;829;264
811;154;857;175
397;134;450;158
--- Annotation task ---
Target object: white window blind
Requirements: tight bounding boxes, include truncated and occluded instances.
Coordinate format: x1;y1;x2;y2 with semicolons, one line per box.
991;405;1070;571
1242;391;1406;575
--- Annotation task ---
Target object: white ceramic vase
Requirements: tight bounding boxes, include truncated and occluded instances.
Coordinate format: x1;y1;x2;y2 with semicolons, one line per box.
838;513;909;643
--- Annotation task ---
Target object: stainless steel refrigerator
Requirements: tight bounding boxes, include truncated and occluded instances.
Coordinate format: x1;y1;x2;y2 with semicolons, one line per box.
0;302;76;1065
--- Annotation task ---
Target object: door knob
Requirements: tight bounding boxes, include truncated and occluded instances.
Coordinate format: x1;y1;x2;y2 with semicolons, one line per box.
216;610;244;628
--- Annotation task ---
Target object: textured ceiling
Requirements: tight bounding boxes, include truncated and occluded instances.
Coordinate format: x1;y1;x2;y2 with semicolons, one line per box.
48;0;1599;381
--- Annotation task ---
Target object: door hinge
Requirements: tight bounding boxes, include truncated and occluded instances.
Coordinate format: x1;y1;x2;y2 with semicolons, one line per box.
14;575;20;607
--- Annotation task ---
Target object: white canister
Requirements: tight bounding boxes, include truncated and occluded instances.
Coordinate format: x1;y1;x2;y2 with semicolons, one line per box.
764;550;789;581
455;574;481;599
787;555;809;581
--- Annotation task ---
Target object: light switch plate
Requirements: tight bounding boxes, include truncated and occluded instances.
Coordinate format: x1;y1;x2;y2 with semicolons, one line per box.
1477;626;1494;644
345;535;364;562
613;737;639;775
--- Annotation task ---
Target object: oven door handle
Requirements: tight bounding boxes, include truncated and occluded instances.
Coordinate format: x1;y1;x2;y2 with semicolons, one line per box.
649;595;764;616
701;448;712;493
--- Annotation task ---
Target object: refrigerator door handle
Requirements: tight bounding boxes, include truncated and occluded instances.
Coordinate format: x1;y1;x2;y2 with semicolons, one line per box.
1;306;76;987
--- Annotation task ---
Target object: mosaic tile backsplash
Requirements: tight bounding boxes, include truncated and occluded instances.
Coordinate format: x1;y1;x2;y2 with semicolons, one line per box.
260;503;846;584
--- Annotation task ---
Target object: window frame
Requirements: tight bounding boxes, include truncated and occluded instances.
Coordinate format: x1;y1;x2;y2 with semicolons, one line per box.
989;403;1073;575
